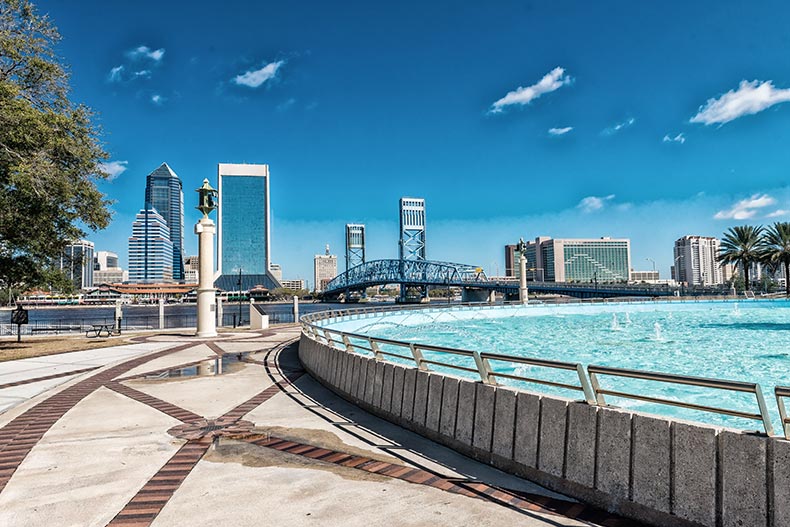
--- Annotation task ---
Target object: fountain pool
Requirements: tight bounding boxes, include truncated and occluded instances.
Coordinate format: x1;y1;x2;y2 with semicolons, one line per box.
323;300;790;431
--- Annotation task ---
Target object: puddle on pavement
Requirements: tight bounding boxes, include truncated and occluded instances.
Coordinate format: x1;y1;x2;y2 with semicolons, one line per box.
145;353;249;379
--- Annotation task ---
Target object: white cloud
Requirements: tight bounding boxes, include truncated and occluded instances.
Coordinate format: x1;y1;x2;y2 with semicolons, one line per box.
577;194;615;213
233;60;285;88
108;65;124;82
151;94;164;105
133;70;151;79
489;67;572;114
766;209;789;218
662;132;686;144
690;80;790;125
602;117;635;135
276;97;296;111
99;160;128;180
713;193;776;220
128;45;165;62
548;126;573;136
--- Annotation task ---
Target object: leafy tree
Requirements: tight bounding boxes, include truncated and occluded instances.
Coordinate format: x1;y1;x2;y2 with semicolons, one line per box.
0;0;111;295
761;222;790;297
719;225;765;291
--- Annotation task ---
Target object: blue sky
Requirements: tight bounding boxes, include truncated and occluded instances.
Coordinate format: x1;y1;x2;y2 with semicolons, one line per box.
45;0;790;284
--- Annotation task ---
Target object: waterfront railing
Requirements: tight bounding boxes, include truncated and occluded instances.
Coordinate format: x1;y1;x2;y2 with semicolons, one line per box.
302;302;787;437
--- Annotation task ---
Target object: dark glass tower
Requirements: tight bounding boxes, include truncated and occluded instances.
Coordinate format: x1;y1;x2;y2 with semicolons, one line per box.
144;163;185;281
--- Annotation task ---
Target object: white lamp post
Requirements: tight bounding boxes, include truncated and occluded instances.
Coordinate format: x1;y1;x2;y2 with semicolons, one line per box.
517;238;528;304
195;179;218;338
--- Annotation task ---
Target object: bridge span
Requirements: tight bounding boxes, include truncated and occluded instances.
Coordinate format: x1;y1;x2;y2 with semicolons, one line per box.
321;259;701;302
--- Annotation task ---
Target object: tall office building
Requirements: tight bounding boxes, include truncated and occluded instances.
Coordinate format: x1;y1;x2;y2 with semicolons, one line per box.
515;237;630;283
345;224;366;271
144;163;185;281
314;244;338;292
128;208;174;283
399;197;426;261
61;240;94;290
673;236;723;286
215;163;281;291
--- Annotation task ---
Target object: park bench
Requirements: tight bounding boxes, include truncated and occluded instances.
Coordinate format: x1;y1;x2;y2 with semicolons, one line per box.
86;324;118;338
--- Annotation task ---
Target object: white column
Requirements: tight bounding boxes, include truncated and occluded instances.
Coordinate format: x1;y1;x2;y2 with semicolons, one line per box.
216;297;223;327
293;295;300;322
195;217;217;337
519;253;529;304
114;300;123;332
158;298;165;329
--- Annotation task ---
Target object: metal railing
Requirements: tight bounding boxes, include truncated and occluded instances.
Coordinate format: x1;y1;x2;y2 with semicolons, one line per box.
775;386;790;439
309;324;599;404
301;303;786;437
588;365;774;436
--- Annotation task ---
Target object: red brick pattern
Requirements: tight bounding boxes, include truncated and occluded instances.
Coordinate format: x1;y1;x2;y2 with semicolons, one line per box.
0;342;197;493
242;434;640;526
106;440;212;526
105;382;203;423
0;366;100;391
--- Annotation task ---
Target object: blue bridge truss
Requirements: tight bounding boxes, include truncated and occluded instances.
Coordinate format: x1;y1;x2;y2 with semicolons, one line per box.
322;259;716;300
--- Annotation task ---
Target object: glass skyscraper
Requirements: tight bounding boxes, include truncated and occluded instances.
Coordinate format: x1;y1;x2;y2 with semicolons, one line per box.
144;163;184;281
215;163;281;291
128;209;174;283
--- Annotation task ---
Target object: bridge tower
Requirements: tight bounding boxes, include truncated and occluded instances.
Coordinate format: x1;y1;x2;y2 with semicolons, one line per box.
345;224;366;272
399;197;426;261
398;197;428;302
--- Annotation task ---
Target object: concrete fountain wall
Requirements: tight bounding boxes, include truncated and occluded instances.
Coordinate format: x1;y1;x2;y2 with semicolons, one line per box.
298;332;790;527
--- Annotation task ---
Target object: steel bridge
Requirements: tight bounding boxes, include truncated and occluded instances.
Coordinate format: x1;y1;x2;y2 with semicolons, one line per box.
322;259;699;301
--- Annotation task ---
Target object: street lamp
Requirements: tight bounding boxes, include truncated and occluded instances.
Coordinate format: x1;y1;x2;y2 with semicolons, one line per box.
673;255;684;296
195;179;219;338
236;267;243;327
645;258;656;272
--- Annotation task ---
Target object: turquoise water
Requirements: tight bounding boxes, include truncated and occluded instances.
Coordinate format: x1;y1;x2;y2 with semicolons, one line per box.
349;301;790;432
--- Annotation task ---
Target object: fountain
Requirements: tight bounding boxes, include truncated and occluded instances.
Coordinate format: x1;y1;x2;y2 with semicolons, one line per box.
611;313;621;331
624;312;632;325
653;321;663;341
733;303;741;316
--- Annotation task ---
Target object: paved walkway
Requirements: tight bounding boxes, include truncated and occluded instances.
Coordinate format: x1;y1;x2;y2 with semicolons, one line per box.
0;327;642;526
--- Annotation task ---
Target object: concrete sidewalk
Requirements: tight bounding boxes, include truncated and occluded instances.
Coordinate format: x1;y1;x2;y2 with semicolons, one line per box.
0;327;640;526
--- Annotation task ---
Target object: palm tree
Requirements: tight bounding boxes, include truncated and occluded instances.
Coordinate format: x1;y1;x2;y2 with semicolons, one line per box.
761;222;790;297
719;225;765;291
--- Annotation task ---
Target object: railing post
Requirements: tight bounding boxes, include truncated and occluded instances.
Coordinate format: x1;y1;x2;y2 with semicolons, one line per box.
777;390;790;440
368;338;384;361
588;371;607;405
754;384;775;436
322;329;334;348
576;365;597;405
409;343;427;370
341;335;354;353
472;352;496;384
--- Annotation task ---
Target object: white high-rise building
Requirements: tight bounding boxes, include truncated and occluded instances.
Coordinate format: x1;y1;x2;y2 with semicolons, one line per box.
314;244;338;292
672;236;723;286
61;240;94;290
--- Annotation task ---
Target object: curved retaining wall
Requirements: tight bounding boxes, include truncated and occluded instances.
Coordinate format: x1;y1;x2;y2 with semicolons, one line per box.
299;333;790;527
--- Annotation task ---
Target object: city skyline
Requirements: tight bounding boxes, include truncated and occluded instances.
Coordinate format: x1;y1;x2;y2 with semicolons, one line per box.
43;1;790;282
